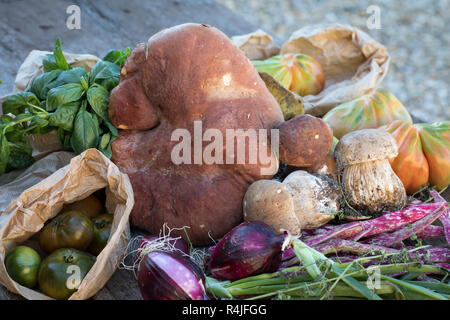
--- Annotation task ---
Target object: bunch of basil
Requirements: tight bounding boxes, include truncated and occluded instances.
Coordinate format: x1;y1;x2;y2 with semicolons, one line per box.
0;39;130;175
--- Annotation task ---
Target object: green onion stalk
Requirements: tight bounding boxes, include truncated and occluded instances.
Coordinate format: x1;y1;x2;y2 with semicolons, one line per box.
205;237;450;300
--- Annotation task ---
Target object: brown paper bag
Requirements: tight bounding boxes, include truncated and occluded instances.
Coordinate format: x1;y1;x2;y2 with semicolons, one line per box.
0;149;134;300
233;24;390;116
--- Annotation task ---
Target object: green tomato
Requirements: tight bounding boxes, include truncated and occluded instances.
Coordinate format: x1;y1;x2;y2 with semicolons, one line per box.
89;214;113;256
39;211;94;254
5;246;41;288
38;248;95;300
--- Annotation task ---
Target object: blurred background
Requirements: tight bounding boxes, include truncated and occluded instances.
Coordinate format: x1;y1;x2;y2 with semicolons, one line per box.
218;0;449;122
0;0;448;122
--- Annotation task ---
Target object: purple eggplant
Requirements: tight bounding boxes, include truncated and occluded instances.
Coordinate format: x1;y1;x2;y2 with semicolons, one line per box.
208;221;285;281
137;251;208;300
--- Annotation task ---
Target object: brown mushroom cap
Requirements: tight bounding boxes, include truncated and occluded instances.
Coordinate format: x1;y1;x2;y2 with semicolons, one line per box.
334;129;398;168
243;180;300;235
278;114;333;168
109;23;284;245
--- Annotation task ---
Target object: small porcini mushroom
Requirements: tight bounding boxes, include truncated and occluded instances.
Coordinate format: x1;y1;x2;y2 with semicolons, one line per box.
243;180;301;235
283;170;341;229
278;114;333;168
334;129;407;214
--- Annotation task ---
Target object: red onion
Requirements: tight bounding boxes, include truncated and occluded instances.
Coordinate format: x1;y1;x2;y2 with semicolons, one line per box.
208;221;285;280
137;251;208;300
138;235;190;258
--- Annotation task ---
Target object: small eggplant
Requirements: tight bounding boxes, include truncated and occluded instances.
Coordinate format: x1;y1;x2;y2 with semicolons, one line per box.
208;221;285;281
137;251;208;300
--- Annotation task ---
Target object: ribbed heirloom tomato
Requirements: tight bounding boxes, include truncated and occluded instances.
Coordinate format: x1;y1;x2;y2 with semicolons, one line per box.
379;120;450;194
252;53;325;96
39;211;94;254
61;195;104;219
88;214;113;255
38;248;95;299
323;89;413;139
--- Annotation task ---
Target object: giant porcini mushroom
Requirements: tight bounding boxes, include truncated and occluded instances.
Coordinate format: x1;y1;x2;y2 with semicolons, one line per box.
108;23;284;245
334;129;407;214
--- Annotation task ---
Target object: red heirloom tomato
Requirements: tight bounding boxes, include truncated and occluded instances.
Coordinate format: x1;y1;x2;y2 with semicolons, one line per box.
379;120;450;193
252;53;325;96
323;89;412;139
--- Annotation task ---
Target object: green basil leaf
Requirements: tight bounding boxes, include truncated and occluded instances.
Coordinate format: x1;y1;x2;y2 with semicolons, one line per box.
5;129;27;147
98;132;116;159
3;92;41;115
53;67;88;87
29;69;63;100
32;115;49;128
30;125;54;135
92;113;104;136
48;101;80;131
98;132;112;158
70;103;99;154
7;134;34;171
87;84;118;136
53;38;70;71
42;39;71;72
86;84;109;120
1;115;14;123
43;54;59;72
99;132;110;150
89;60;120;91
0;133;10;175
102;48;131;66
7;149;34;171
46;83;84;111
57;127;73;150
12;113;33;125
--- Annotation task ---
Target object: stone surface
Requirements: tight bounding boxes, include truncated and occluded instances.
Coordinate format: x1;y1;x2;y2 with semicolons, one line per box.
0;0;260;97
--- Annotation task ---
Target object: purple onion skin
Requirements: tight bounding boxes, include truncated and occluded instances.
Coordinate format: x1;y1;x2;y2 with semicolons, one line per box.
138;235;190;257
208;221;285;281
137;251;208;300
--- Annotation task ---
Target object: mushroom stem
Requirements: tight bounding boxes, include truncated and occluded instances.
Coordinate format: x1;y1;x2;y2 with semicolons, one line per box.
342;159;407;213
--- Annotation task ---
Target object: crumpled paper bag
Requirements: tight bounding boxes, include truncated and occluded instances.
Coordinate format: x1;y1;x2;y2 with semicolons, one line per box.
0;50;100;160
233;24;390;116
13;50;99;93
0;149;134;300
231;29;280;60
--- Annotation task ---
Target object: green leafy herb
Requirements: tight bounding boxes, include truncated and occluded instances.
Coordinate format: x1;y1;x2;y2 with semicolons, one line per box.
46;83;85;111
89;60;120;91
0;133;10;174
70;101;100;154
102;47;131;66
48;101;80;131
0;38;127;175
43;38;71;72
2;92;42;115
29;69;63;100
